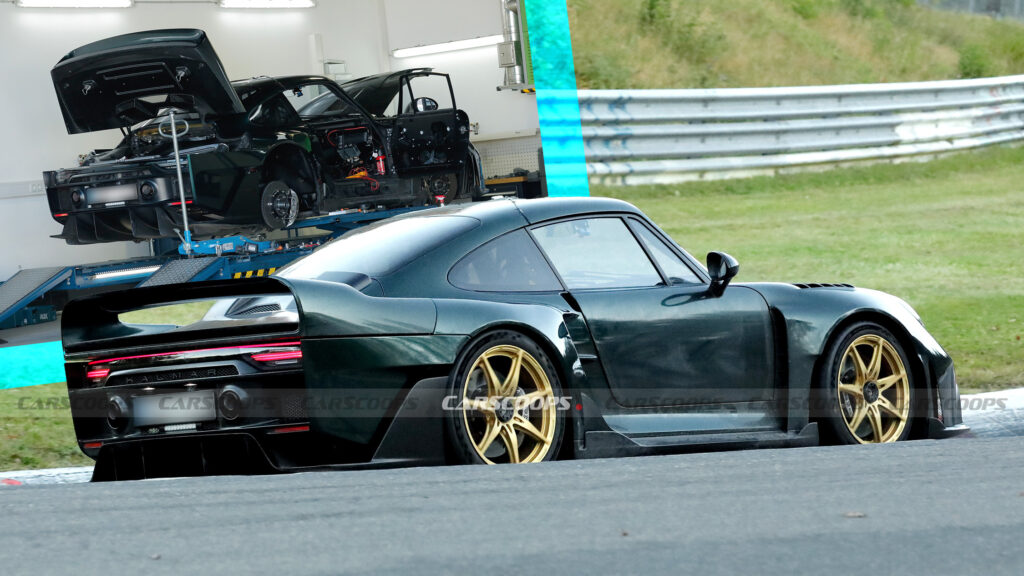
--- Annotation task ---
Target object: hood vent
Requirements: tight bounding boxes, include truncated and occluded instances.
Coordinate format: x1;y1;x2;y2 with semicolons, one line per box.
793;283;854;289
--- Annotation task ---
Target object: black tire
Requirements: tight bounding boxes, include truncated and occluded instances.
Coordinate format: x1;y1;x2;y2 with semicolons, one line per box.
445;330;566;464
259;180;299;229
817;322;914;444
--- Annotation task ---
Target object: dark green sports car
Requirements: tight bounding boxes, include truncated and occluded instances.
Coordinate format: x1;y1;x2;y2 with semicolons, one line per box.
61;197;967;480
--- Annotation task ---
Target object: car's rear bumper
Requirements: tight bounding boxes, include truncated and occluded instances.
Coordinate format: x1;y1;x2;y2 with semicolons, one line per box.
56;205;187;244
45;163;206;244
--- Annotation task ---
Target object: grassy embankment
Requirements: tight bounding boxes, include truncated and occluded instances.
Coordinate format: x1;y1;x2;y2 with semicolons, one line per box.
569;0;1024;89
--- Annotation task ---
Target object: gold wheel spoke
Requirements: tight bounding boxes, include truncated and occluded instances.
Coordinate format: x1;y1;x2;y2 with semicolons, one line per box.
463;397;494;414
867;405;885;442
848;348;868;384
866;339;883;381
477;419;502;454
876;396;905;421
838;384;863;398
877;373;904;392
479;355;502;396
501;349;524;396
500;425;520;463
515;390;548;410
512;415;548;444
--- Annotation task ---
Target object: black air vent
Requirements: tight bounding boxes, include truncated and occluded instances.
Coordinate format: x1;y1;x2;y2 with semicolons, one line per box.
236;304;281;316
793;283;854;289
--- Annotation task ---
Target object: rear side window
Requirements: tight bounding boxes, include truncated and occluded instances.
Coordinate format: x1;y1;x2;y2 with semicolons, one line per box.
629;220;702;285
278;215;479;279
531;217;662;289
449;230;561;292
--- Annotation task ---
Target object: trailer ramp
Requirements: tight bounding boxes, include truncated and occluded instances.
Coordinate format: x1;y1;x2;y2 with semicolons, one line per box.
138;258;223;288
0;267;72;327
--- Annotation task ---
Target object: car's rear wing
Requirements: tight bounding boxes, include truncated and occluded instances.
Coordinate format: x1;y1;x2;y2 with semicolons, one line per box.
61;275;439;359
61;278;297;358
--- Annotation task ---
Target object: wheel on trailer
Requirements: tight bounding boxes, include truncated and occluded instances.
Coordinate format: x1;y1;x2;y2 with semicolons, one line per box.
260;180;299;229
818;322;914;444
445;330;565;464
423;173;456;204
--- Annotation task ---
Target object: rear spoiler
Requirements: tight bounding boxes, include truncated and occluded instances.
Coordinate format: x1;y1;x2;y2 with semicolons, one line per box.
61;276;440;358
62;278;295;357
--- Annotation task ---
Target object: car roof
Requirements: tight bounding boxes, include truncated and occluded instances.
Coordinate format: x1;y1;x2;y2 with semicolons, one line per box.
511;196;642;223
425;197;642;225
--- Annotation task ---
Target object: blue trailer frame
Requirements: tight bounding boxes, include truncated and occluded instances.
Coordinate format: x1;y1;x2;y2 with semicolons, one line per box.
0;205;432;330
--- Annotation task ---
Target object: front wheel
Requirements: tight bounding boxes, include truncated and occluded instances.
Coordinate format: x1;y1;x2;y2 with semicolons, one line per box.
819;322;914;444
445;330;565;464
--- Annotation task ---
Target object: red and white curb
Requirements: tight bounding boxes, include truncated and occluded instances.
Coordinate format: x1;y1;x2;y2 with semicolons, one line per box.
1;466;92;486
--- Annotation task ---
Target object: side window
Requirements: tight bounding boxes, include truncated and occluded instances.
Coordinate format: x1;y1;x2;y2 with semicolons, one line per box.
248;93;300;131
399;74;455;114
531;217;662;289
283;84;322;110
629;220;702;285
449;230;561;292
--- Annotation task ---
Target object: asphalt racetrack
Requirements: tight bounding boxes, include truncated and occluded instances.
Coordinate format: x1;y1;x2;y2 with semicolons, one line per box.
1;406;1023;575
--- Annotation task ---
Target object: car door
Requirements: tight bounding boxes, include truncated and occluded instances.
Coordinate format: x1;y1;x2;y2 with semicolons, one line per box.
529;215;775;407
390;72;469;176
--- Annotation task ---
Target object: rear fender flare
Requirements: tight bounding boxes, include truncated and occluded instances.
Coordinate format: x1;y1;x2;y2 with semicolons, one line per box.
261;141;318;203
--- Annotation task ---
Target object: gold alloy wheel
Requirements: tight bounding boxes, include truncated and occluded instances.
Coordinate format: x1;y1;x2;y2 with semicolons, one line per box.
837;334;911;443
460;344;557;464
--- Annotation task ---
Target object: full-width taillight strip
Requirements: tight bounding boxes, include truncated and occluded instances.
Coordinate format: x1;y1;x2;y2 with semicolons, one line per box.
88;341;301;365
251;350;303;362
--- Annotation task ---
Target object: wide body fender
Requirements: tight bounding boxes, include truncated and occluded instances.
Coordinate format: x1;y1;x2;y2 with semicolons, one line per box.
282;279;583;450
746;283;963;433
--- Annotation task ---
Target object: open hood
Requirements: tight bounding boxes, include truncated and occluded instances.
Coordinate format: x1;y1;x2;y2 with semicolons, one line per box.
339;68;433;117
51;29;245;134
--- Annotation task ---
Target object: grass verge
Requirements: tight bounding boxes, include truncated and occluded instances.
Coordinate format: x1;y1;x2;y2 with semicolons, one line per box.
1;382;92;471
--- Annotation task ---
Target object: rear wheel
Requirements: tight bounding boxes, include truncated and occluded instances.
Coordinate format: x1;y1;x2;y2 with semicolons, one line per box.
819;322;913;444
446;330;565;464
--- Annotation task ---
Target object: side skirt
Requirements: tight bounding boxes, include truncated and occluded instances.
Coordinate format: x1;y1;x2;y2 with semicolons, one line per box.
575;423;819;460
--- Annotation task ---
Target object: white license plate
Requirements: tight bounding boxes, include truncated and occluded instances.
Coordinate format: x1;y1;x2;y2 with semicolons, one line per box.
134;390;216;427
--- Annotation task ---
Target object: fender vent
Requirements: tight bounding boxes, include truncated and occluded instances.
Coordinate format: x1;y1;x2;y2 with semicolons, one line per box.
235;304;281;316
793;283;854;289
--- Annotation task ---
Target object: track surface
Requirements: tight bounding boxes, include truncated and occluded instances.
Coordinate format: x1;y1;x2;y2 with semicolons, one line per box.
0;435;1022;575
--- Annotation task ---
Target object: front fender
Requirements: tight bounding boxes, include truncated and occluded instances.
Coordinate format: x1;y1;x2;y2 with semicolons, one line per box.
746;283;962;431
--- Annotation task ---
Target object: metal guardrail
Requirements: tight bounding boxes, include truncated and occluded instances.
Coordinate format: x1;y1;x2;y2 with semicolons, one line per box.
571;75;1024;186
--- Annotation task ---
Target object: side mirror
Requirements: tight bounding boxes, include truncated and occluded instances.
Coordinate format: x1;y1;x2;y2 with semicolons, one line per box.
413;97;438;112
706;251;739;296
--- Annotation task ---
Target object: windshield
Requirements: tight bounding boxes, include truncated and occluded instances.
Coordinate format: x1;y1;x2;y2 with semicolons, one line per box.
297;90;355;118
277;215;479;280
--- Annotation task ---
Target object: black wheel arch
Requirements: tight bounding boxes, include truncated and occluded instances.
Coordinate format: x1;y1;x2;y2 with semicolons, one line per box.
261;141;318;203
